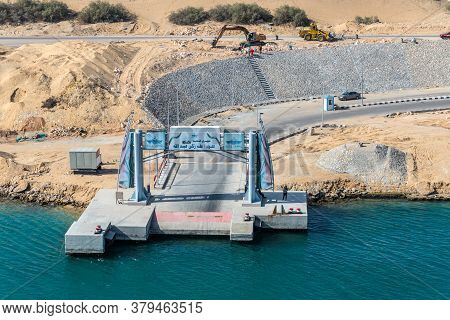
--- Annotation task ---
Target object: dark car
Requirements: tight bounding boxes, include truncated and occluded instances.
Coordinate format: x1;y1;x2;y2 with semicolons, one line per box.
338;91;361;101
440;31;450;40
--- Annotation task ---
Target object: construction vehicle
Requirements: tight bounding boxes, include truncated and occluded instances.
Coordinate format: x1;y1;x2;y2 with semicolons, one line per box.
211;24;267;48
298;23;335;42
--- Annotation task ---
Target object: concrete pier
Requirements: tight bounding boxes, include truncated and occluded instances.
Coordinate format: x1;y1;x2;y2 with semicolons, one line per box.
230;212;254;241
150;211;231;236
65;189;307;254
65;152;308;254
65;189;154;254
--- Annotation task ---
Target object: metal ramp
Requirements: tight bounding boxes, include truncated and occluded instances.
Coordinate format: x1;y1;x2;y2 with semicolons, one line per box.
154;157;180;189
248;56;276;100
154;157;172;189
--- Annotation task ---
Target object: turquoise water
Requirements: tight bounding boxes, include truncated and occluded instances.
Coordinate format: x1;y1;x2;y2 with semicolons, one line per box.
0;200;449;300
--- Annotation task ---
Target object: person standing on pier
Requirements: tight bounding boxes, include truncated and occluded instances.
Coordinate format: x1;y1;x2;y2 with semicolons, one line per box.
282;185;288;201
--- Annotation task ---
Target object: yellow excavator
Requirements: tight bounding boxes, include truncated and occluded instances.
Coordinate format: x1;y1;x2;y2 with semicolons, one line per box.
298;23;335;42
211;24;267;48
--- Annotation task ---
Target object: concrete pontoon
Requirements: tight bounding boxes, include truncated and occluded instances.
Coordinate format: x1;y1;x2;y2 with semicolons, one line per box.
65;151;308;254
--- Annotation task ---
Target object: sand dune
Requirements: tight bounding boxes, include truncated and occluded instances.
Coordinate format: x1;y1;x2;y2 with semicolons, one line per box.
55;0;444;25
0;39;240;135
0;41;146;134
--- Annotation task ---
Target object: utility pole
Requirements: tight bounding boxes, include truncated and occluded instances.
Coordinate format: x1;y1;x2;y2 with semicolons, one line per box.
360;66;364;107
176;90;180;126
321;105;324;128
231;78;235;106
231;84;236;106
321;86;325;128
345;44;365;107
148;150;151;192
256;105;260;129
231;63;237;107
166;101;170;129
155;150;158;186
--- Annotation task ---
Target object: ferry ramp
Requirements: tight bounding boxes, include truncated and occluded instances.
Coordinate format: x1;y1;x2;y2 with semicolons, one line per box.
153;151;246;212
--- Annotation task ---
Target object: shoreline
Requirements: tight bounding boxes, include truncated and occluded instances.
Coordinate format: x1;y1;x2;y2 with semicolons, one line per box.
0;183;447;213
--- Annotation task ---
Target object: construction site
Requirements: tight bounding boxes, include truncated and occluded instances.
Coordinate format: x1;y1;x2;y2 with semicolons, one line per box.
1;1;450;305
0;0;449;251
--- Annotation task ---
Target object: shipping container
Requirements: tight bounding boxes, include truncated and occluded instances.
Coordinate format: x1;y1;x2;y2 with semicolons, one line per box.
69;148;102;171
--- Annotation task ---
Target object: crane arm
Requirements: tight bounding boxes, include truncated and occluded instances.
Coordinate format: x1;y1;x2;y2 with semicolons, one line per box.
211;25;250;47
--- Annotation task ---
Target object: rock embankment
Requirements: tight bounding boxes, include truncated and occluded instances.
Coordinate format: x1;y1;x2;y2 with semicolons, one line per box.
0;182;94;208
145;57;267;127
317;142;407;185
259;42;449;99
279;178;449;203
145;42;450;126
0;155;96;208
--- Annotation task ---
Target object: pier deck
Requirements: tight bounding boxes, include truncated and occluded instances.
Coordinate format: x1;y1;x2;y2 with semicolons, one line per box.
65;152;307;254
65;189;307;254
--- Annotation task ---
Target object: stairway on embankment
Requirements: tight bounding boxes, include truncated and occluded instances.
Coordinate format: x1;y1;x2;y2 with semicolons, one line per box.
248;56;276;100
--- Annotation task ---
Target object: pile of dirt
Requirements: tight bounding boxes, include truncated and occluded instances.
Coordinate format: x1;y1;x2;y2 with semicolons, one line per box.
0;41;145;135
331;10;450;35
20;116;46;132
146;42;450;126
0;40;237;136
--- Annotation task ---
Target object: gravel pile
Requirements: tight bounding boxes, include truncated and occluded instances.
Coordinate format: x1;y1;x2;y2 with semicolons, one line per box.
317;142;407;185
144;42;450;126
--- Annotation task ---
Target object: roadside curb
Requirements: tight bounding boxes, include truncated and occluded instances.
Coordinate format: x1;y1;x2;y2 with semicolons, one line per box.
268;128;308;145
187;94;450;126
186;96;322;126
340;95;450;109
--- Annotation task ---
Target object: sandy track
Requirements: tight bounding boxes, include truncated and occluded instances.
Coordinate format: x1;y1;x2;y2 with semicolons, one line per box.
120;45;158;95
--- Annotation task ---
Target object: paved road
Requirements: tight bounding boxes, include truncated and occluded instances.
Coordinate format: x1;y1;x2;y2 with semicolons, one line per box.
216;97;450;141
0;34;442;46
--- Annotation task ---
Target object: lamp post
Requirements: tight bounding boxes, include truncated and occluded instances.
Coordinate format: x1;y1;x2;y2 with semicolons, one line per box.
346;44;365;107
166;101;170;129
321;86;325;128
176;90;180;126
321;104;324;127
256;105;259;128
360;64;364;107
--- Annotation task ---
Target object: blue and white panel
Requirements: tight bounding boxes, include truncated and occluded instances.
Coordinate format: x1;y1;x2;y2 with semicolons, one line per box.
168;126;221;151
223;132;245;151
144;130;166;150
